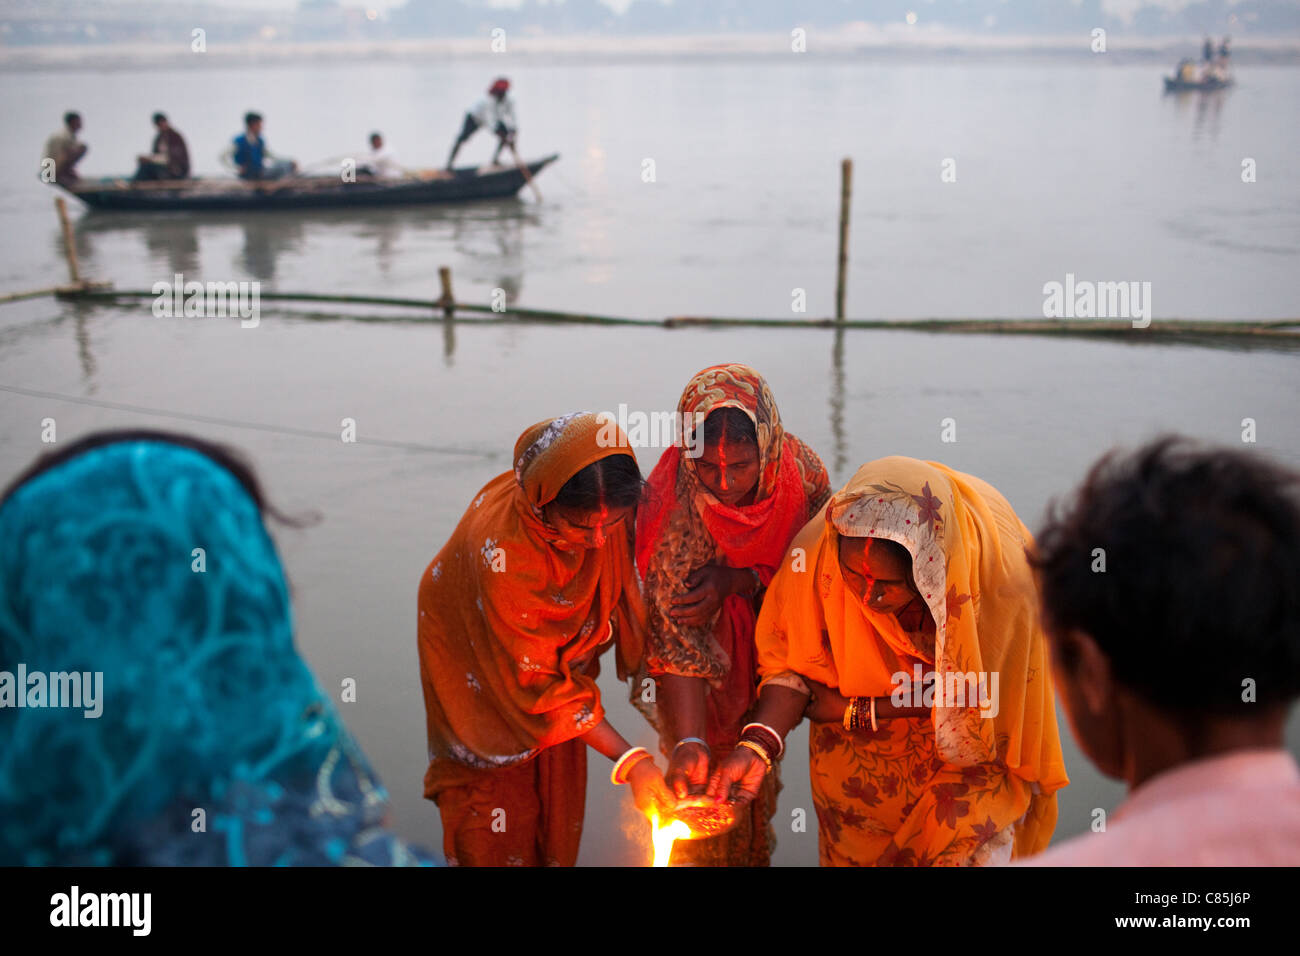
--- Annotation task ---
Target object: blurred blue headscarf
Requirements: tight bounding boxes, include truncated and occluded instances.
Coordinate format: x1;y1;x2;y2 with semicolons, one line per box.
0;438;434;865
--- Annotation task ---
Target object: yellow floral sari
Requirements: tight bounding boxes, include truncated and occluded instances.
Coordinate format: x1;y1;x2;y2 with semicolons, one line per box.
756;457;1069;865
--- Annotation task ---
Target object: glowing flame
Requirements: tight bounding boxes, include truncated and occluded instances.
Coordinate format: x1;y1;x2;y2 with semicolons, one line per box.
650;812;692;867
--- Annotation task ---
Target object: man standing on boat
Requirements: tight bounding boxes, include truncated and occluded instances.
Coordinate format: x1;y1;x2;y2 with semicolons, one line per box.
42;112;87;185
223;112;297;181
446;78;517;170
134;113;191;182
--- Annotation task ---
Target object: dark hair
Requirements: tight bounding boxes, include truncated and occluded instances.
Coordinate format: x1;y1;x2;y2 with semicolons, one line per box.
244;112;262;127
152;112;167;125
0;428;310;528
553;453;643;511
370;131;382;141
63;111;80;126
700;406;758;449
1030;435;1300;715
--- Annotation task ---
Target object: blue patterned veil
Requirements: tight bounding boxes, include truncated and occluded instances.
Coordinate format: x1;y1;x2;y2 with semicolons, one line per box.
0;438;434;865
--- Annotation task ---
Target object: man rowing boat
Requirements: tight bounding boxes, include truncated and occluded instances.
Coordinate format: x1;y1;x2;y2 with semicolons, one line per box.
446;78;518;170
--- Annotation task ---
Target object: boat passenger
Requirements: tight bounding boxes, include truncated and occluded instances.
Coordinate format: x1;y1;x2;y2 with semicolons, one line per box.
359;132;403;180
446;77;518;169
134;112;191;182
418;412;674;866
1024;438;1300;866
0;430;436;866
41;111;87;185
223;112;296;181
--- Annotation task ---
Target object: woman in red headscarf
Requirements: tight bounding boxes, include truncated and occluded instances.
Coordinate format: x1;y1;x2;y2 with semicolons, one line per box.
419;412;674;866
634;365;831;865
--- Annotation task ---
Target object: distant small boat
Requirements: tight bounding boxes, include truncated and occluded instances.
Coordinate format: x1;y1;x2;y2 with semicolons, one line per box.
58;155;558;212
1163;75;1233;92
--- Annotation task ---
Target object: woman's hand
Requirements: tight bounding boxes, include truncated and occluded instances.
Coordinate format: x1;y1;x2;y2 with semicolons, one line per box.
665;741;711;799
706;746;767;807
804;678;851;723
627;758;677;818
670;564;747;627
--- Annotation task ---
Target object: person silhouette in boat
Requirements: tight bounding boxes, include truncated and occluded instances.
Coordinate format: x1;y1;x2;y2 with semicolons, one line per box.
223;112;297;181
134;113;191;182
42;111;87;185
446;78;518;170
358;132;403;180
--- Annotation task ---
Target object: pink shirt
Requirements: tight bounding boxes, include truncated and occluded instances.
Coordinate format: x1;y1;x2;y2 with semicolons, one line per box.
1024;749;1300;866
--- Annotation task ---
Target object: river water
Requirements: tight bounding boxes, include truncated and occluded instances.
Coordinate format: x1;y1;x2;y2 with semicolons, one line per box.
1;54;1297;865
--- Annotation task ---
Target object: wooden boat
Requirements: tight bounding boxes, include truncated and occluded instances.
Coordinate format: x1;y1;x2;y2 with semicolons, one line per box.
59;155;557;212
1163;75;1233;92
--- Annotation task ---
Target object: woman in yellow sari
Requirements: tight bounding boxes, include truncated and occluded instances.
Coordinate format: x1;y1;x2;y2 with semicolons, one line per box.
708;456;1069;865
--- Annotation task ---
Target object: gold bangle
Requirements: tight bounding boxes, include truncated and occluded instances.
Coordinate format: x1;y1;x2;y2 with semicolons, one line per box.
736;739;773;774
842;698;854;732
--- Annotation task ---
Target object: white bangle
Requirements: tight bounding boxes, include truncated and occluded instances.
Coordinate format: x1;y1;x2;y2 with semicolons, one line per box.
610;746;650;785
673;737;709;755
870;696;878;732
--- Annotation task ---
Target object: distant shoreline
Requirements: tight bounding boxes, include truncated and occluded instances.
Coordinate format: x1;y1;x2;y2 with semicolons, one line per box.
4;31;1300;72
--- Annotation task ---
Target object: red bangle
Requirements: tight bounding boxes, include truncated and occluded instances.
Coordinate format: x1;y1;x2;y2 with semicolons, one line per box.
740;722;784;760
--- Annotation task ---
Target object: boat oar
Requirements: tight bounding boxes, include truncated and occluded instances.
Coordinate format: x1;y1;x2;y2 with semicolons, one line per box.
509;144;542;203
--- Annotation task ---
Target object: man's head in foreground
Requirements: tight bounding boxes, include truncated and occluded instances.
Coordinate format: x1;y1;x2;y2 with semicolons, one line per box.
1031;435;1300;788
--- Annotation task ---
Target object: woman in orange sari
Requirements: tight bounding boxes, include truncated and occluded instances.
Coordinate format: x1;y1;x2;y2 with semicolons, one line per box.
709;456;1069;865
418;412;674;866
635;364;830;866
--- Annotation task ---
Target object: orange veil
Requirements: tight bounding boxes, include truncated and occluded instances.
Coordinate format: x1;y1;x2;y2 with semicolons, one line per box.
418;412;646;798
756;457;1069;855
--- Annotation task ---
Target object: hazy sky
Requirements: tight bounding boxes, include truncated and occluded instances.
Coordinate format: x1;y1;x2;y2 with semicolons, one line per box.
77;0;1233;15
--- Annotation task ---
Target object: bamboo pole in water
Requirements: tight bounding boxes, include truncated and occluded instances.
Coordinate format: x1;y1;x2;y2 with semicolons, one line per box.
0;199;112;303
0;286;65;305
55;197;81;286
836;158;852;323
7;234;1297;343
437;266;455;317
53;287;1300;341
